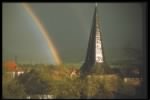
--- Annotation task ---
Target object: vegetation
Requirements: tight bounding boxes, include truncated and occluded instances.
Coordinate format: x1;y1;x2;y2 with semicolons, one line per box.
3;74;26;99
2;64;142;99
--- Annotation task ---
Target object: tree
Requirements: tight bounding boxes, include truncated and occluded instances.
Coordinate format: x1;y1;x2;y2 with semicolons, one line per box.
18;69;50;95
123;47;147;98
3;77;26;99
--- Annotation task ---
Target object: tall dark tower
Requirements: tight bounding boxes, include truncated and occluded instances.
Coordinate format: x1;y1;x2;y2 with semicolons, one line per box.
80;3;110;76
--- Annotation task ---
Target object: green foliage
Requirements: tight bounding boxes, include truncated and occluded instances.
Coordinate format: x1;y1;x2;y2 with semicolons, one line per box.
2;64;140;99
118;81;136;96
18;69;50;95
3;77;26;99
80;74;121;99
48;78;81;99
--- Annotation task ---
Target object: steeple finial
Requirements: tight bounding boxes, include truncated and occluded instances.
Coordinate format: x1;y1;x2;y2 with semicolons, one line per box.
96;2;98;7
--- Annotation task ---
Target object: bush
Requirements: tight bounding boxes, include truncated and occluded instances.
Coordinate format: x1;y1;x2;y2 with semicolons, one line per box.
80;74;121;99
2;77;26;99
18;69;50;95
47;78;81;99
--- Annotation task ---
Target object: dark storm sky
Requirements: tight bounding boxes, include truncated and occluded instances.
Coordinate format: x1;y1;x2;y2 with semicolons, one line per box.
2;3;146;64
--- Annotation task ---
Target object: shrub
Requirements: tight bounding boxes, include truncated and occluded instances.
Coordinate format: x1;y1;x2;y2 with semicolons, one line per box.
2;77;26;99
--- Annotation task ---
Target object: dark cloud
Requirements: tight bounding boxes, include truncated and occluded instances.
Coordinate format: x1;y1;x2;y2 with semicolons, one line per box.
3;3;146;64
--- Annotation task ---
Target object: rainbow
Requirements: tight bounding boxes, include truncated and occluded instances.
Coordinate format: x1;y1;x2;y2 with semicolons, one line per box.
22;3;62;65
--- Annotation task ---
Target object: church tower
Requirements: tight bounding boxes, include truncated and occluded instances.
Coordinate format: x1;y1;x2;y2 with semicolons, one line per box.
80;3;110;76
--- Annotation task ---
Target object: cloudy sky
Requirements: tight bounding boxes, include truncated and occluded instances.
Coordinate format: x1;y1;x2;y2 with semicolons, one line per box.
3;3;146;64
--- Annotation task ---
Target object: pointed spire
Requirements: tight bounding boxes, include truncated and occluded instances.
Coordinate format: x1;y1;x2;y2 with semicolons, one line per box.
96;2;98;7
80;3;111;76
95;2;98;18
95;2;98;11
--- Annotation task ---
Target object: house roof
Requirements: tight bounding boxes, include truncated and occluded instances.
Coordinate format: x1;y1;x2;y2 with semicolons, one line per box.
3;60;24;72
3;60;17;72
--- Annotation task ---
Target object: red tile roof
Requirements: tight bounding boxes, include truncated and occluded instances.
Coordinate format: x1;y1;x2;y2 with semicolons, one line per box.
3;60;17;72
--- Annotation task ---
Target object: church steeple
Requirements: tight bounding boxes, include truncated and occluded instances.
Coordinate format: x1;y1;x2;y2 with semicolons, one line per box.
95;3;104;63
80;3;109;75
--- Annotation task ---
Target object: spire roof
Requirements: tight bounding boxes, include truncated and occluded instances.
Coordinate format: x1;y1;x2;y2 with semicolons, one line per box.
96;2;98;7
